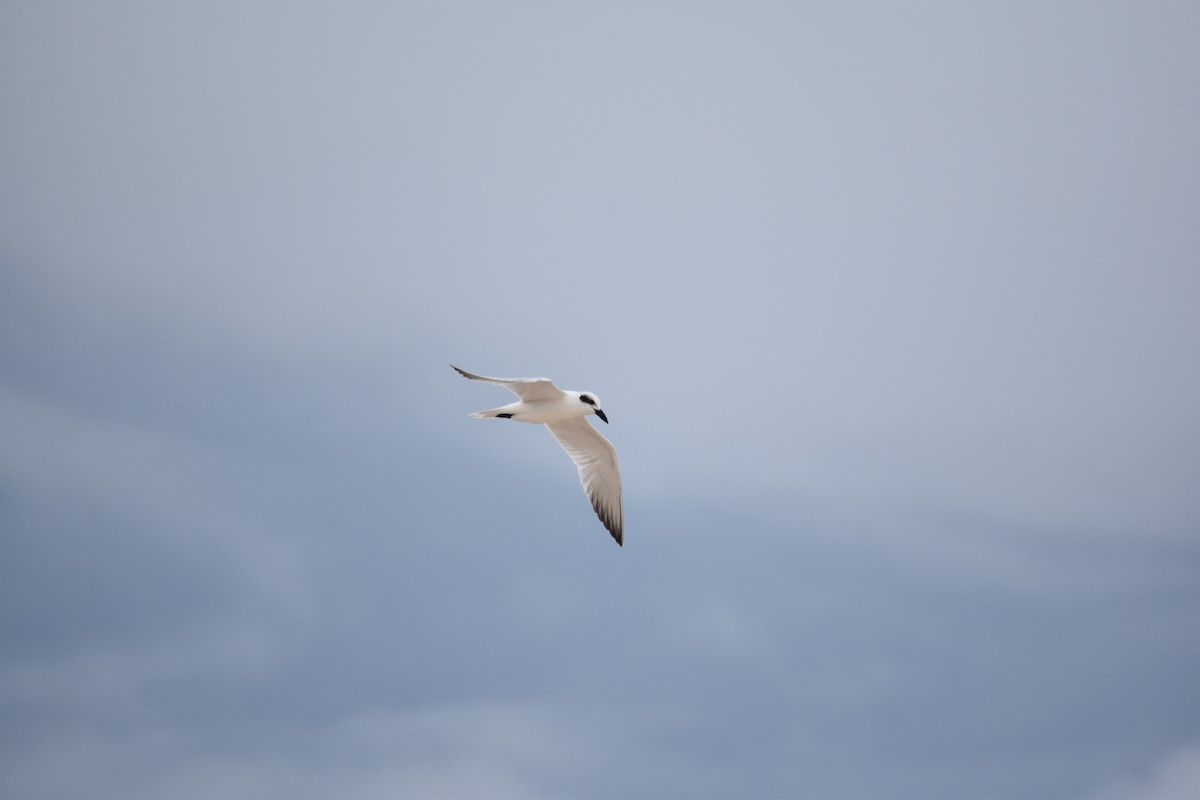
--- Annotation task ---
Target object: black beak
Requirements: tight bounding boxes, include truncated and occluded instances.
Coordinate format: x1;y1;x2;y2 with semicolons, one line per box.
595;409;609;424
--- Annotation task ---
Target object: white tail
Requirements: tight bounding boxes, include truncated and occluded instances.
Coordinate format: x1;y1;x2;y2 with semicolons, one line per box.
470;406;512;419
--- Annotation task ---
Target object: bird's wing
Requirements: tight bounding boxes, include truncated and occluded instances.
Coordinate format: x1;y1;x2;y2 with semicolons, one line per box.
451;366;564;402
545;418;623;546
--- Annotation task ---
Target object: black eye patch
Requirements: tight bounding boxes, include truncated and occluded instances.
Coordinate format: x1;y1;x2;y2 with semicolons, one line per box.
580;395;595;406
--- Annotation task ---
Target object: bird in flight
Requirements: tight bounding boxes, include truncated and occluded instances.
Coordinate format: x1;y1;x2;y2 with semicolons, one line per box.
452;366;623;546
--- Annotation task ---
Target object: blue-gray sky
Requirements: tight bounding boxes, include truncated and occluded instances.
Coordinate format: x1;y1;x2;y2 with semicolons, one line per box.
2;2;1199;798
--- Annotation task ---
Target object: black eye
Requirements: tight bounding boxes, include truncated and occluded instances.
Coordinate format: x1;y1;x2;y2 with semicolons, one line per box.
580;395;595;406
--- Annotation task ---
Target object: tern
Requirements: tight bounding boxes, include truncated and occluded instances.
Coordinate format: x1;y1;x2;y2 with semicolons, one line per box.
452;366;623;546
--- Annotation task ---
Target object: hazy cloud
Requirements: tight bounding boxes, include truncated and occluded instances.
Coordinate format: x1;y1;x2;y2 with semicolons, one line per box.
3;2;1198;798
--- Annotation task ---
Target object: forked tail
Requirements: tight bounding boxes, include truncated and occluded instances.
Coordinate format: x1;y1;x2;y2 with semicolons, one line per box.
470;406;514;419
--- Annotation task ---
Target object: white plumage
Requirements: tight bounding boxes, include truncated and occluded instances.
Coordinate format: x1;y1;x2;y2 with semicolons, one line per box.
452;366;624;546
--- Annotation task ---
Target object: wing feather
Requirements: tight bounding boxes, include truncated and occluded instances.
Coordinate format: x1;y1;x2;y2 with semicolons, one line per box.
451;366;563;402
545;418;623;545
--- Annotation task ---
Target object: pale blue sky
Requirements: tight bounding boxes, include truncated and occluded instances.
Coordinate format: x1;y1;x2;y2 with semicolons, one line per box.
3;2;1199;798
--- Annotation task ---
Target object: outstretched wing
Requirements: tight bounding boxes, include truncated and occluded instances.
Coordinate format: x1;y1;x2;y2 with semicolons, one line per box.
545;418;623;546
451;366;564;402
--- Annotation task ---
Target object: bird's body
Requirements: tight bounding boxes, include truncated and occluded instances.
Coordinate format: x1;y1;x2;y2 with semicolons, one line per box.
452;366;623;546
472;396;597;425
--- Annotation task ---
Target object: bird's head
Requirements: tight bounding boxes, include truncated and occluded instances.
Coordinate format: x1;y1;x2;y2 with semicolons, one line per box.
578;392;608;423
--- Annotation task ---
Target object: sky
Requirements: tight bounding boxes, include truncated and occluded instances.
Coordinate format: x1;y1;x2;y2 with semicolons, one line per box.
2;2;1199;798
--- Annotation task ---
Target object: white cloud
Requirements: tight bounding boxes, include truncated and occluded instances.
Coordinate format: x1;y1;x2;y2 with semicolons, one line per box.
1089;744;1200;800
0;703;587;800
